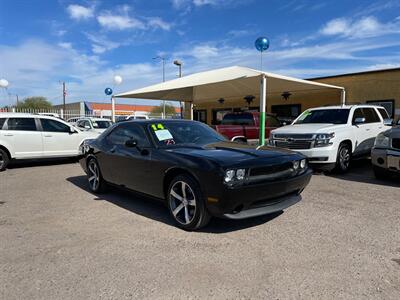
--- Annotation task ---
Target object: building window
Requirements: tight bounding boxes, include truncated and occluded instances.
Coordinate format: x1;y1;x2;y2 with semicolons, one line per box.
271;104;301;122
212;108;233;125
194;110;207;123
366;100;395;118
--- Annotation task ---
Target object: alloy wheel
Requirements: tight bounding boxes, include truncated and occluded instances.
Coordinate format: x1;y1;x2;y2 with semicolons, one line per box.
169;181;197;225
88;160;100;191
0;152;4;170
339;147;350;170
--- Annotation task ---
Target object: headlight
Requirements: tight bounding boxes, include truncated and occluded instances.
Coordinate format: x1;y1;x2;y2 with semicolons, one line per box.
224;168;247;184
293;161;299;170
300;159;307;169
315;133;335;147
374;133;389;148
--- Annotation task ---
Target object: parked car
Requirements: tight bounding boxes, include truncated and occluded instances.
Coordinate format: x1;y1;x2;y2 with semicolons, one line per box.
116;114;150;123
66;117;81;124
37;112;61;119
269;105;392;172
79;120;312;230
76;117;113;133
214;112;281;143
0;113;99;171
371;126;400;178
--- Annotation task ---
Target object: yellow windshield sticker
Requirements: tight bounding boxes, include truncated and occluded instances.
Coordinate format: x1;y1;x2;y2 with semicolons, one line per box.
151;123;165;131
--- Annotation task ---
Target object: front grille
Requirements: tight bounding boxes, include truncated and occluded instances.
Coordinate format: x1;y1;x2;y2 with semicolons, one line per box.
250;162;293;177
273;133;314;139
275;140;313;149
392;138;400;150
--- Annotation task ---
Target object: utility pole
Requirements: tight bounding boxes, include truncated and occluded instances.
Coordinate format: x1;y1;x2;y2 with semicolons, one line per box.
153;56;166;118
62;81;66;114
173;60;183;118
16;94;19;106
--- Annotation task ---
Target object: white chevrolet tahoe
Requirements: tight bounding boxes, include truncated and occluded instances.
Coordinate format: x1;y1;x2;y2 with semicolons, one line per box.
0;113;99;171
269;105;392;172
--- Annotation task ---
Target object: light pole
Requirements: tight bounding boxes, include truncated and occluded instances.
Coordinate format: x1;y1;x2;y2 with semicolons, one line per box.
173;60;183;118
153;56;166;118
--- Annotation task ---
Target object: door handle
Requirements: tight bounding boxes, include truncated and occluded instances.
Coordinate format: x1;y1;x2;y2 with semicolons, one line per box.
4;133;13;136
44;135;53;137
365;129;370;131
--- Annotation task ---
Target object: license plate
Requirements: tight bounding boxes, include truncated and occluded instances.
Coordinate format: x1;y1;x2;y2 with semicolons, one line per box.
387;155;400;170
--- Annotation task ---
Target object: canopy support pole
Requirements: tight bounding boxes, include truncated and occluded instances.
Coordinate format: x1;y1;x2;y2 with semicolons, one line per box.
111;96;116;122
259;74;267;146
190;102;194;120
341;89;346;106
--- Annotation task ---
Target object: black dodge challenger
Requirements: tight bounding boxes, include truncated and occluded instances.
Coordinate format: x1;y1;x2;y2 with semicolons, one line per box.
79;120;312;230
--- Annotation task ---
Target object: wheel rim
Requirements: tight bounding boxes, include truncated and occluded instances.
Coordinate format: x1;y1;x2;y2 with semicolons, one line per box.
88;160;100;190
0;152;4;169
169;181;197;225
339;147;350;169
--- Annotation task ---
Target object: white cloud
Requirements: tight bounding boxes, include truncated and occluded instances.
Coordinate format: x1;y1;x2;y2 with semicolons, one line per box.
147;17;172;31
67;4;94;20
97;13;145;30
321;16;400;38
85;33;122;54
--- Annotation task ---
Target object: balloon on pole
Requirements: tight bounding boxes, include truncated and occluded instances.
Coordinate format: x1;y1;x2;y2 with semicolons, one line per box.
255;37;269;71
104;87;113;96
0;79;9;88
113;75;122;86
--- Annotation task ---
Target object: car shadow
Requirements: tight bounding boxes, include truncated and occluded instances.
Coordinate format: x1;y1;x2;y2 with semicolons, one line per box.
67;175;283;234
7;158;78;169
324;158;400;188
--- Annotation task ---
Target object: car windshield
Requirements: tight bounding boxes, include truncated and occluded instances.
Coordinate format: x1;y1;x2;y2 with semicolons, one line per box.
149;121;226;147
92;120;112;129
294;109;350;125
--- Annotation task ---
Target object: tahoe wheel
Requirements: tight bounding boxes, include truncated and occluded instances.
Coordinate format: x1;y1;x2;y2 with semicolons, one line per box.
0;149;10;172
87;158;106;193
335;143;351;173
167;175;211;230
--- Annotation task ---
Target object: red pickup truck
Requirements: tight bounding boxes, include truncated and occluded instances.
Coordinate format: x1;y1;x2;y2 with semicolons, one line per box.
214;112;281;143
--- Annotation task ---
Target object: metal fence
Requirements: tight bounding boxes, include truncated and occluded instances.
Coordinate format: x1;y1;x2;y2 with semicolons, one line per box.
0;107;180;121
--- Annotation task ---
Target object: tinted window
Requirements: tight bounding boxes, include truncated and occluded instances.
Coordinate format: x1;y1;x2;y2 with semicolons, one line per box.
377;108;389;119
92;120;112;129
363;108;380;123
41;118;71;133
295;109;350;125
7;118;37;131
352;108;364;123
0;118;6;129
107;124;150;147
266;115;280;127
221;113;254;125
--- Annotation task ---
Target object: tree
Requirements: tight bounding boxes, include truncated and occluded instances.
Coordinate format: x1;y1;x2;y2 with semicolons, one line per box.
151;102;177;115
16;97;52;110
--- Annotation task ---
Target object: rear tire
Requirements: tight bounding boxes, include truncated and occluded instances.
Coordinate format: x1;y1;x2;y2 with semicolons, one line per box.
87;158;107;193
335;143;351;173
167;174;211;231
0;149;10;172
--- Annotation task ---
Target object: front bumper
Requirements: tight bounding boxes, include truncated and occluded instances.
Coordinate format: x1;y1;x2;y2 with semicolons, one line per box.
371;148;400;172
205;169;312;219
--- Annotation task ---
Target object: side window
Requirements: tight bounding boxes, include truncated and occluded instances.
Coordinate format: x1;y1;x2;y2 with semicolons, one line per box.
41;118;71;133
106;124;150;147
352;108;364;123
362;108;380;123
0;118;6;130
377;108;389;120
7;118;37;131
266;115;280;127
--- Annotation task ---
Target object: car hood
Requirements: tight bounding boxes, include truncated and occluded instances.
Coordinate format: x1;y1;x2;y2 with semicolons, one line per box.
272;123;344;134
165;141;301;167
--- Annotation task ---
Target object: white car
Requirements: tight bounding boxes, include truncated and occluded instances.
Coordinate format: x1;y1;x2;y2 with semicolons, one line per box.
269;105;392;172
75;117;113;133
66;117;81;124
0;113;99;171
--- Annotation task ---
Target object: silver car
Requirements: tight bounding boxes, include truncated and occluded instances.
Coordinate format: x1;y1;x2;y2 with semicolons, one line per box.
371;125;400;178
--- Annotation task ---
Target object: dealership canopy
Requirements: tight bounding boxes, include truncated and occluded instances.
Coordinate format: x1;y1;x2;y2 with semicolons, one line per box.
115;66;345;145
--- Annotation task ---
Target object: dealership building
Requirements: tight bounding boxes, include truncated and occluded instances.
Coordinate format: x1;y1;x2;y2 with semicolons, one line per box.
190;67;400;125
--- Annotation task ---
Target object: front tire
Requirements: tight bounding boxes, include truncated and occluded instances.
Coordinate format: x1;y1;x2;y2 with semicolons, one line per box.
167;175;211;231
0;149;10;172
335;143;351;173
87;158;107;193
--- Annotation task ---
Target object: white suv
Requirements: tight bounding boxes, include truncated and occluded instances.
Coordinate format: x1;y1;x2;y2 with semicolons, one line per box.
269;105;391;172
76;117;113;133
0;113;100;171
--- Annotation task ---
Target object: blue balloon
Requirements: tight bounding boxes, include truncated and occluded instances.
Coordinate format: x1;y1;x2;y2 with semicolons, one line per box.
105;87;113;95
255;37;270;52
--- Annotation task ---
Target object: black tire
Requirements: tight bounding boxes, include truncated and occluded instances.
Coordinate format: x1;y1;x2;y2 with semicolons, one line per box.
86;158;107;193
335;143;351;173
0;149;10;172
373;165;389;179
167;174;211;231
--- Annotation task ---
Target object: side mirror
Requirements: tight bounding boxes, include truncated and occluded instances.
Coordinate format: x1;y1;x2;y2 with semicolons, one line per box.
69;127;77;134
125;139;138;148
84;125;91;129
354;117;366;125
383;118;393;126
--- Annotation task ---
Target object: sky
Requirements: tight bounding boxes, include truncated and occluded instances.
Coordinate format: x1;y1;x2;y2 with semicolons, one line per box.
0;0;400;107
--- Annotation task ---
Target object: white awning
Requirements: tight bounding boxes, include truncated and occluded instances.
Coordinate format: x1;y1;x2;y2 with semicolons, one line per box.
115;65;344;102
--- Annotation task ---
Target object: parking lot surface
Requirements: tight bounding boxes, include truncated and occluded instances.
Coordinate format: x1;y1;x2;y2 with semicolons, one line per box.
1;160;400;299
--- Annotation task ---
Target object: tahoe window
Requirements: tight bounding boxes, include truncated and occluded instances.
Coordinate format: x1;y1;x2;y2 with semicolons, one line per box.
362;108;380;123
295;109;350;125
367;100;394;118
41;118;71;133
107;124;150;147
377;108;389;120
7;118;37;131
0;118;6;129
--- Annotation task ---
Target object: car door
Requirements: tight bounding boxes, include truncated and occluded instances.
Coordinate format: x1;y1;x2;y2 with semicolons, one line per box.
102;123;152;193
40;118;79;156
4;117;43;158
362;108;383;151
351;108;370;155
